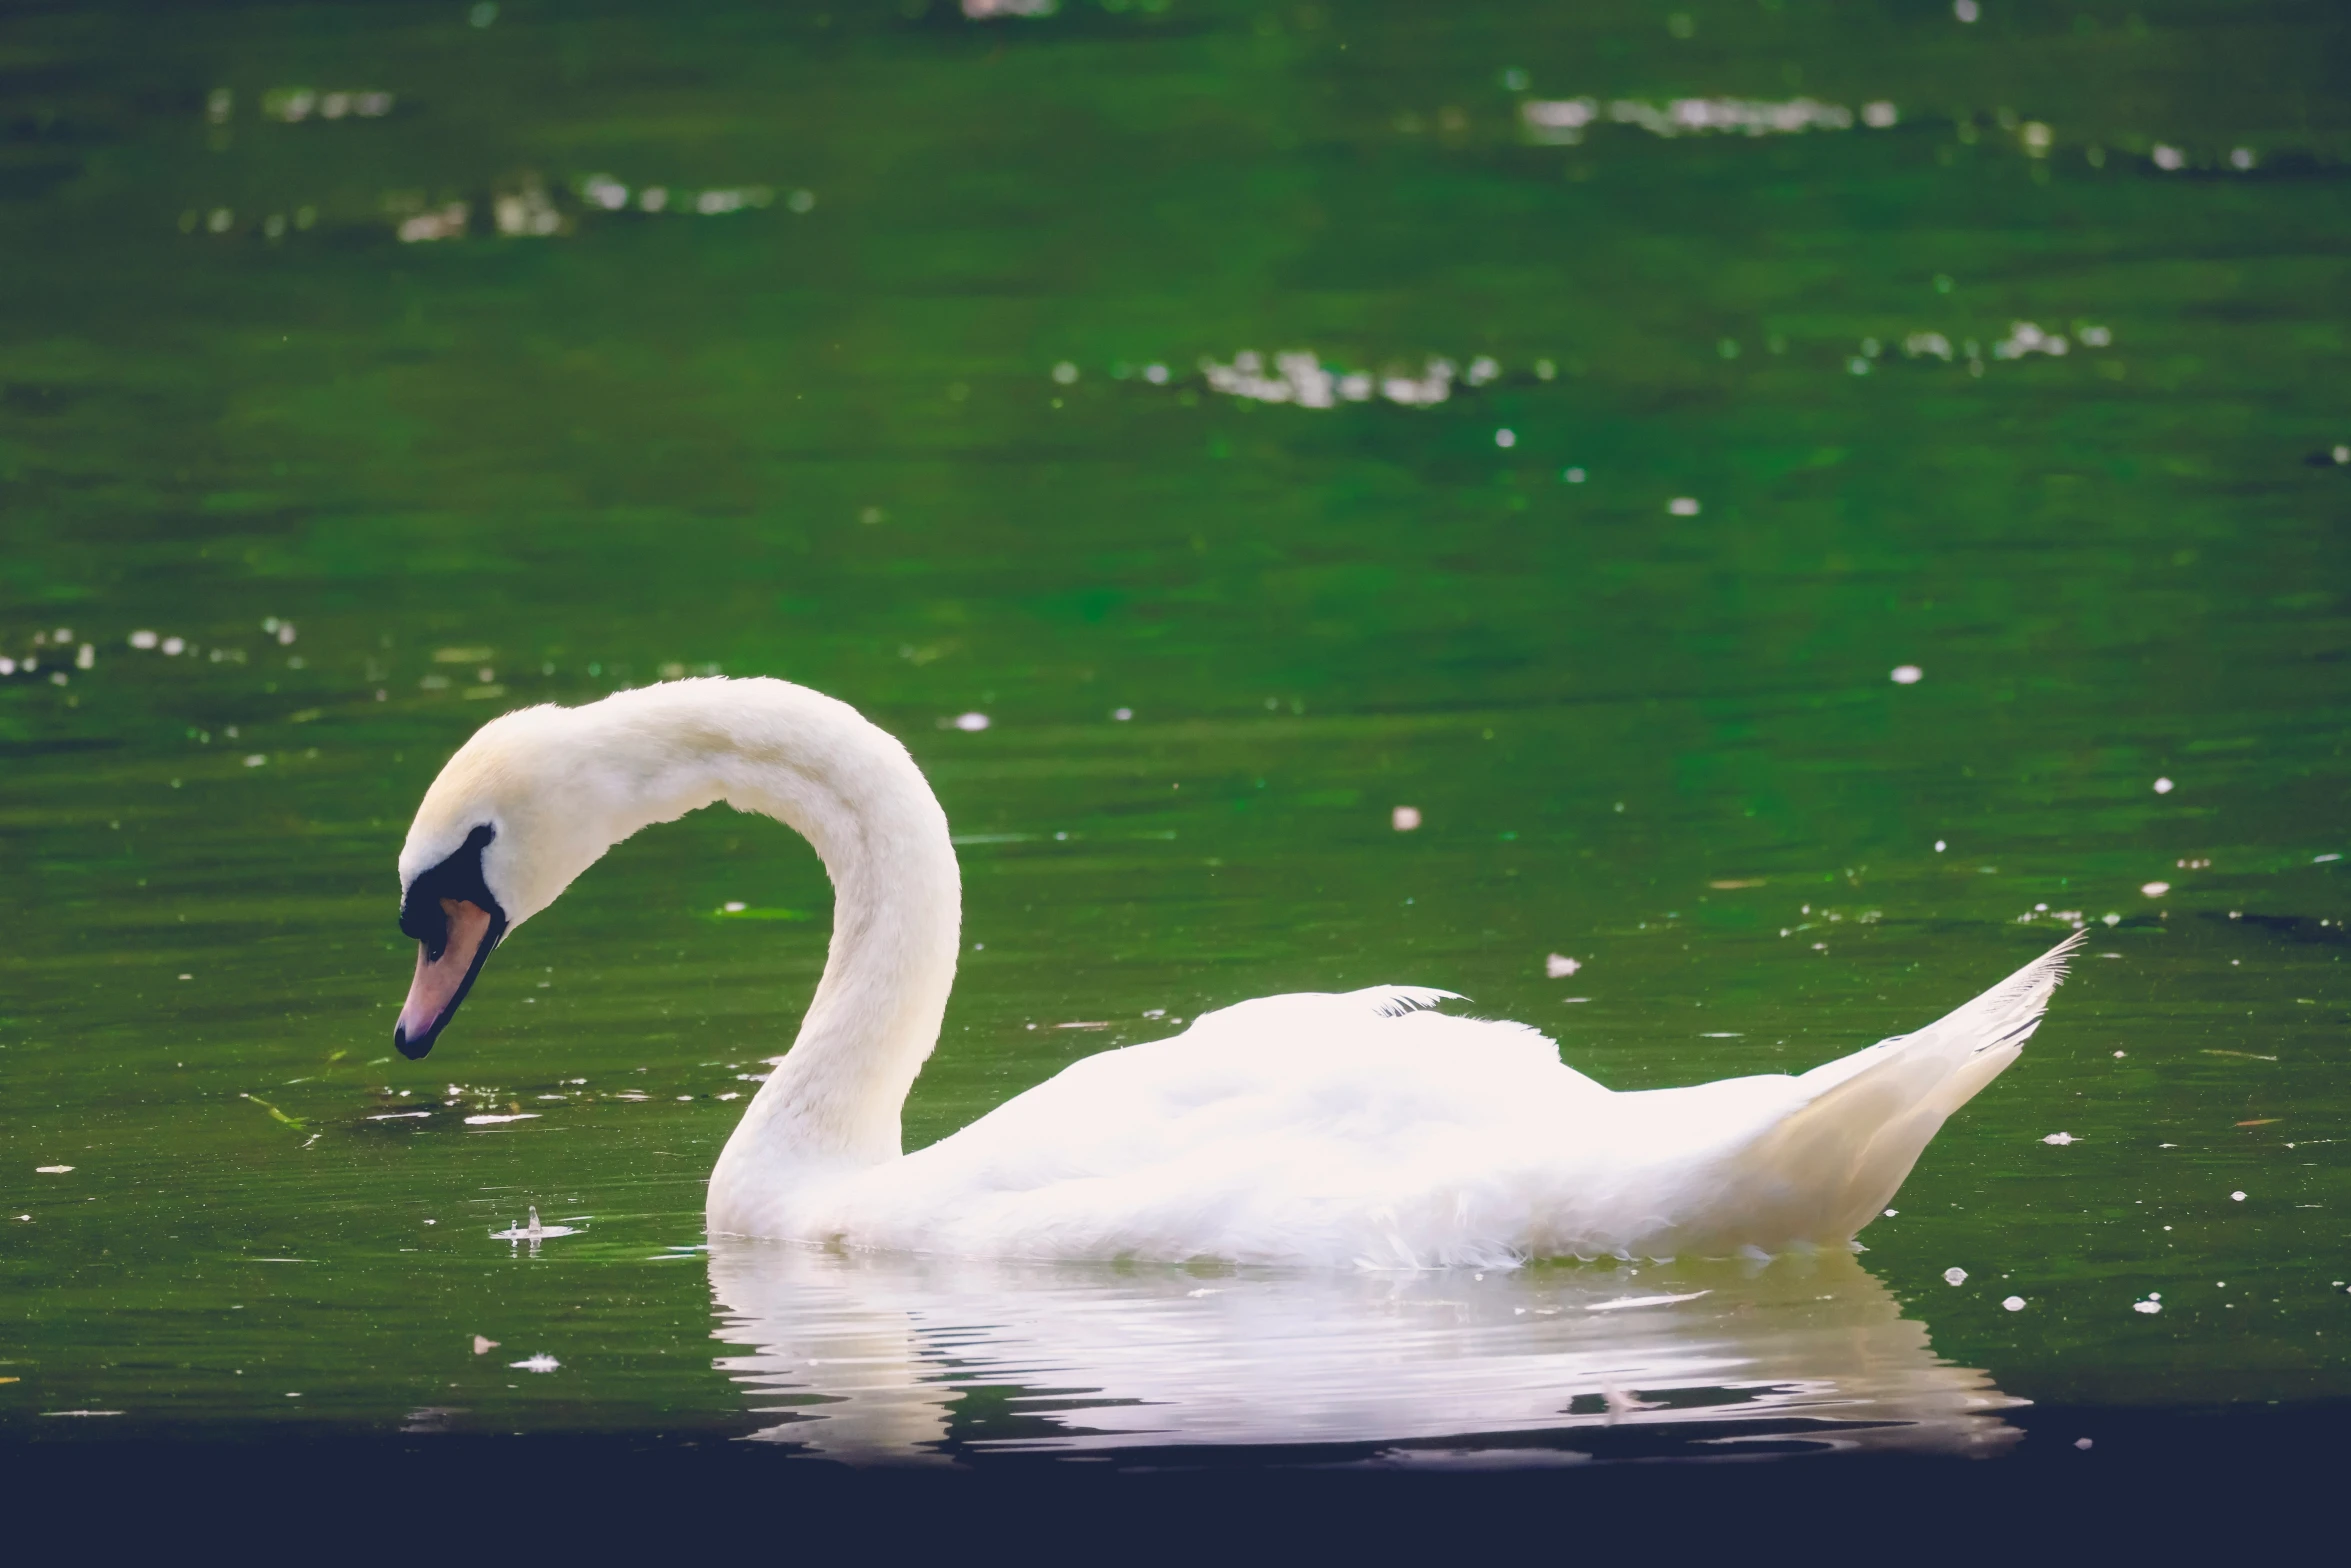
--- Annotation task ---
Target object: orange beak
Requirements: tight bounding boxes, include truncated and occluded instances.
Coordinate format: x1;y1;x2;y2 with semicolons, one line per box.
394;897;497;1060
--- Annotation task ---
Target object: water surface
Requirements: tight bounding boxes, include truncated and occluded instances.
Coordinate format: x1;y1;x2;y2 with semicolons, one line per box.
2;0;2346;1455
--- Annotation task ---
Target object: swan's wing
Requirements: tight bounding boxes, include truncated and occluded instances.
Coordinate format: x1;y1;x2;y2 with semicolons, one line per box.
826;992;1605;1265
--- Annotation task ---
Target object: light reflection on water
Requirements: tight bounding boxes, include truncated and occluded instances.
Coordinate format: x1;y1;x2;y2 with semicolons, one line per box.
707;1242;2019;1464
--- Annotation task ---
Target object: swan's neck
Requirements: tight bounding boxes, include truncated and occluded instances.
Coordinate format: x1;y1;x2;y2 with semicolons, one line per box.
559;680;960;1175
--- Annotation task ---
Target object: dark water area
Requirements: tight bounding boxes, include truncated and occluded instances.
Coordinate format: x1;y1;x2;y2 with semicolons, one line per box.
1;0;2346;1463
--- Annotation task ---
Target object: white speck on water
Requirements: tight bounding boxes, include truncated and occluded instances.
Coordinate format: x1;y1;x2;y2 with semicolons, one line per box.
1586;1290;1710;1312
1563;466;1587;484
2141;882;2170;898
2043;1132;2075;1145
130;629;158;649
473;1336;499;1355
2231;1191;2246;1202
2114;1050;2126;1058
161;636;185;656
2102;912;2121;926
35;1165;73;1175
510;1354;560;1373
1392;805;1422;831
1051;361;1079;385
2134;1299;2162;1314
243;754;267;768
1884;1209;1898;1217
2153;144;2184;171
2315;853;2342;864
951;712;990;732
1494;428;1516;449
1667;497;1700;516
1112;707;1133;721
1545;953;1581;978
1935;840;1946;852
723;900;746;913
1890;664;1923;684
1944;1267;1968;1286
2153;777;2174;794
2002;1296;2026;1312
465;1112;540;1125
1954;0;1979;21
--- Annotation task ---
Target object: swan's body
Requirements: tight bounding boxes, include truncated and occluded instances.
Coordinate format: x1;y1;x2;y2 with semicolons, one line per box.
394;676;2081;1268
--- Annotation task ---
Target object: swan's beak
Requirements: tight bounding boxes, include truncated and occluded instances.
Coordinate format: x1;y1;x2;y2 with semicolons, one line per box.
394;897;497;1060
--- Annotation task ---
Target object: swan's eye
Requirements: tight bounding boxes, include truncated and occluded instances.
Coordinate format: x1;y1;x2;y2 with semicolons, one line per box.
400;823;502;954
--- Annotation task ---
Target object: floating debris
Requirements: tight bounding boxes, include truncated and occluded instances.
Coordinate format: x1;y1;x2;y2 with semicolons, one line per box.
2043;1132;2076;1146
2002;1296;2027;1312
397;202;470;243
1943;1267;1968;1286
1992;321;2070;360
1545;954;1582;978
1890;664;1923;684
1585;1289;1709;1312
240;1094;303;1128
2134;1298;2162;1315
35;1165;72;1175
1522;95;1878;145
463;1112;539;1125
509;1354;561;1373
490;1206;578;1244
259;87;395;123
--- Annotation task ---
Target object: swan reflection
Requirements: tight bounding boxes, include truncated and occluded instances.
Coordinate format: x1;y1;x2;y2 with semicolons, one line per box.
707;1241;2019;1465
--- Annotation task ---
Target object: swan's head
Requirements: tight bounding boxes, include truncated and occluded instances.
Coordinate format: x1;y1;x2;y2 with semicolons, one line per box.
393;702;615;1059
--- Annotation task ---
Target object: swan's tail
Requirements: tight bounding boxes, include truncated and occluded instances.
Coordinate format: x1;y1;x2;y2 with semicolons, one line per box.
1692;931;2087;1251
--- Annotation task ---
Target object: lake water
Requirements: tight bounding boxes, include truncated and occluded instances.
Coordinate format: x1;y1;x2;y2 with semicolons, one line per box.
2;0;2345;1460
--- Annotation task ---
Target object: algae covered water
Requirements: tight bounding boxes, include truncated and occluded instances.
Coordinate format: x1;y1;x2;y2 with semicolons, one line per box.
1;0;2346;1456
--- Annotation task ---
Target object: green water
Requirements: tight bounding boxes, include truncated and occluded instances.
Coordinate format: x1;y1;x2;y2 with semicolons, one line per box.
2;0;2347;1453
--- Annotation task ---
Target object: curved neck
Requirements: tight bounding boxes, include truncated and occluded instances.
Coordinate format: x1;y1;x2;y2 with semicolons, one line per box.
561;680;961;1174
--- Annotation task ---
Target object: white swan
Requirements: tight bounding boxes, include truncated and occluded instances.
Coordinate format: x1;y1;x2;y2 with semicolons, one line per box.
391;675;2082;1268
